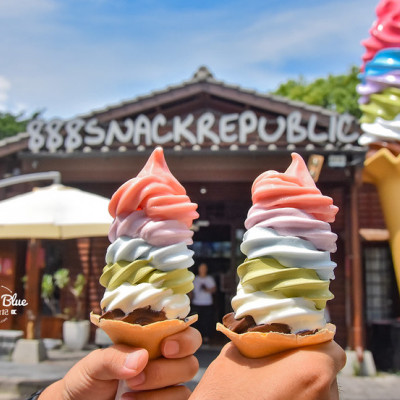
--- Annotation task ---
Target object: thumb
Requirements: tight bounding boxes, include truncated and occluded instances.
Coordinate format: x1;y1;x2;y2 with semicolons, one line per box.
74;344;149;382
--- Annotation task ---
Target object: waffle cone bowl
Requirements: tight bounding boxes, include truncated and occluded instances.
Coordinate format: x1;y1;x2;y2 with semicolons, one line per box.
91;313;198;360
216;322;336;359
363;148;400;184
363;148;400;294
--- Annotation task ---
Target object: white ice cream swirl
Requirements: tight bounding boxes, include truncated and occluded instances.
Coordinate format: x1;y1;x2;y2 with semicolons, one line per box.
359;115;400;145
232;283;326;333
101;282;190;319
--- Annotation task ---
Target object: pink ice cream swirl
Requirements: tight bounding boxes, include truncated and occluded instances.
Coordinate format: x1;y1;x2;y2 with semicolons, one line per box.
108;147;199;246
244;153;338;253
361;0;400;71
249;153;338;223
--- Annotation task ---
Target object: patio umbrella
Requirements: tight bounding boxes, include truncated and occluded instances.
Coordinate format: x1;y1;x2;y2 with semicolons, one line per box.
0;183;113;336
0;183;112;239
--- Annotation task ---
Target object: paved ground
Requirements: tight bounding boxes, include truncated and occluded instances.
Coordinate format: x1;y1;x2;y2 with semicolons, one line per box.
338;374;400;400
0;345;399;399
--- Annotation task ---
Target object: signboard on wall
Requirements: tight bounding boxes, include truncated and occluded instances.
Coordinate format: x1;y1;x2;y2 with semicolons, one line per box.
28;110;360;153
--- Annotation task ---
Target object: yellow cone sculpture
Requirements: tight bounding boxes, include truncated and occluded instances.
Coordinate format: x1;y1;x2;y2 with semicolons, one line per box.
363;149;400;294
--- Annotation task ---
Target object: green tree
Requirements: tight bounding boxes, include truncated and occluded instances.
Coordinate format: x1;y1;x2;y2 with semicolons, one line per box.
271;66;361;118
0;111;42;140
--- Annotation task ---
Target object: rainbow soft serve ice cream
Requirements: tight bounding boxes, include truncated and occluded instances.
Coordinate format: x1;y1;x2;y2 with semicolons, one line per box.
357;0;400;155
357;0;400;298
91;147;198;359
217;153;338;357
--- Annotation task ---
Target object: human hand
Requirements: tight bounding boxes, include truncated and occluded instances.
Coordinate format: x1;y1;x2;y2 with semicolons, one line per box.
122;327;201;400
39;326;202;400
191;340;346;400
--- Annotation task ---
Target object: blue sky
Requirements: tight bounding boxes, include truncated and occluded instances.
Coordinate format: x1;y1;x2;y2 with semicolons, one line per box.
0;0;378;119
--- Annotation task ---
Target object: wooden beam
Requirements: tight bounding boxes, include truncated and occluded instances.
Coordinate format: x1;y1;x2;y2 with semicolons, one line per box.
350;168;365;361
25;239;43;338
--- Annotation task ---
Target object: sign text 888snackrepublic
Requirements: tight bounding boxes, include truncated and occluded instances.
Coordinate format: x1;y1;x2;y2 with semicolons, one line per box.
28;110;359;153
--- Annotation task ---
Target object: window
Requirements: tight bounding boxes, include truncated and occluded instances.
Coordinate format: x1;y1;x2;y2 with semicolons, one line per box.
364;246;395;321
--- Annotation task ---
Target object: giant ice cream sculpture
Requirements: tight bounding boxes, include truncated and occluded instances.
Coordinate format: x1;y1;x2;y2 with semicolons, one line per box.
90;147;198;397
217;153;337;358
357;0;400;293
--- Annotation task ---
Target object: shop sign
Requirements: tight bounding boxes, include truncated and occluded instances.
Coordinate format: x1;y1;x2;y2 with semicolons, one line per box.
0;285;28;324
27;110;359;153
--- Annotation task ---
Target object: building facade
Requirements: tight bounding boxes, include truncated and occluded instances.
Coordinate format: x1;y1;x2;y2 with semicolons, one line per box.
0;67;398;366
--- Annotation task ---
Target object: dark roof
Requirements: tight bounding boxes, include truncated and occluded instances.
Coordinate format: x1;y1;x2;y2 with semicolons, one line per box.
78;65;339;122
0;66;364;156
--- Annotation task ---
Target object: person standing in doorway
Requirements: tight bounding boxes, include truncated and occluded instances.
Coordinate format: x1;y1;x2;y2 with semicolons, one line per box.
191;263;216;344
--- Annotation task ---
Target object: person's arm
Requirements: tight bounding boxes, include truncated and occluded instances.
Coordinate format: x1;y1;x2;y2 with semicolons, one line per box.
190;340;346;400
39;327;201;400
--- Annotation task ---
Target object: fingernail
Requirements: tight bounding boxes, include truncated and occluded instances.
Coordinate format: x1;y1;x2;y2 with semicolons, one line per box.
128;371;146;387
163;340;179;357
124;350;146;372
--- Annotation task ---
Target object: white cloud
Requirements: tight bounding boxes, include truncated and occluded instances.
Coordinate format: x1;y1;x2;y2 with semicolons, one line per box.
188;0;375;71
0;0;378;118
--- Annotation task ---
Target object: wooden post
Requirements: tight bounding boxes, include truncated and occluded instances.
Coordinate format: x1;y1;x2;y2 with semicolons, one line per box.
350;168;364;361
25;239;43;338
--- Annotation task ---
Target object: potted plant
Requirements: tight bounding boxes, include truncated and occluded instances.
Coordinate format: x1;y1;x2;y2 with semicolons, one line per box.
61;272;89;351
39;269;69;339
41;268;69;315
40;268;89;350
